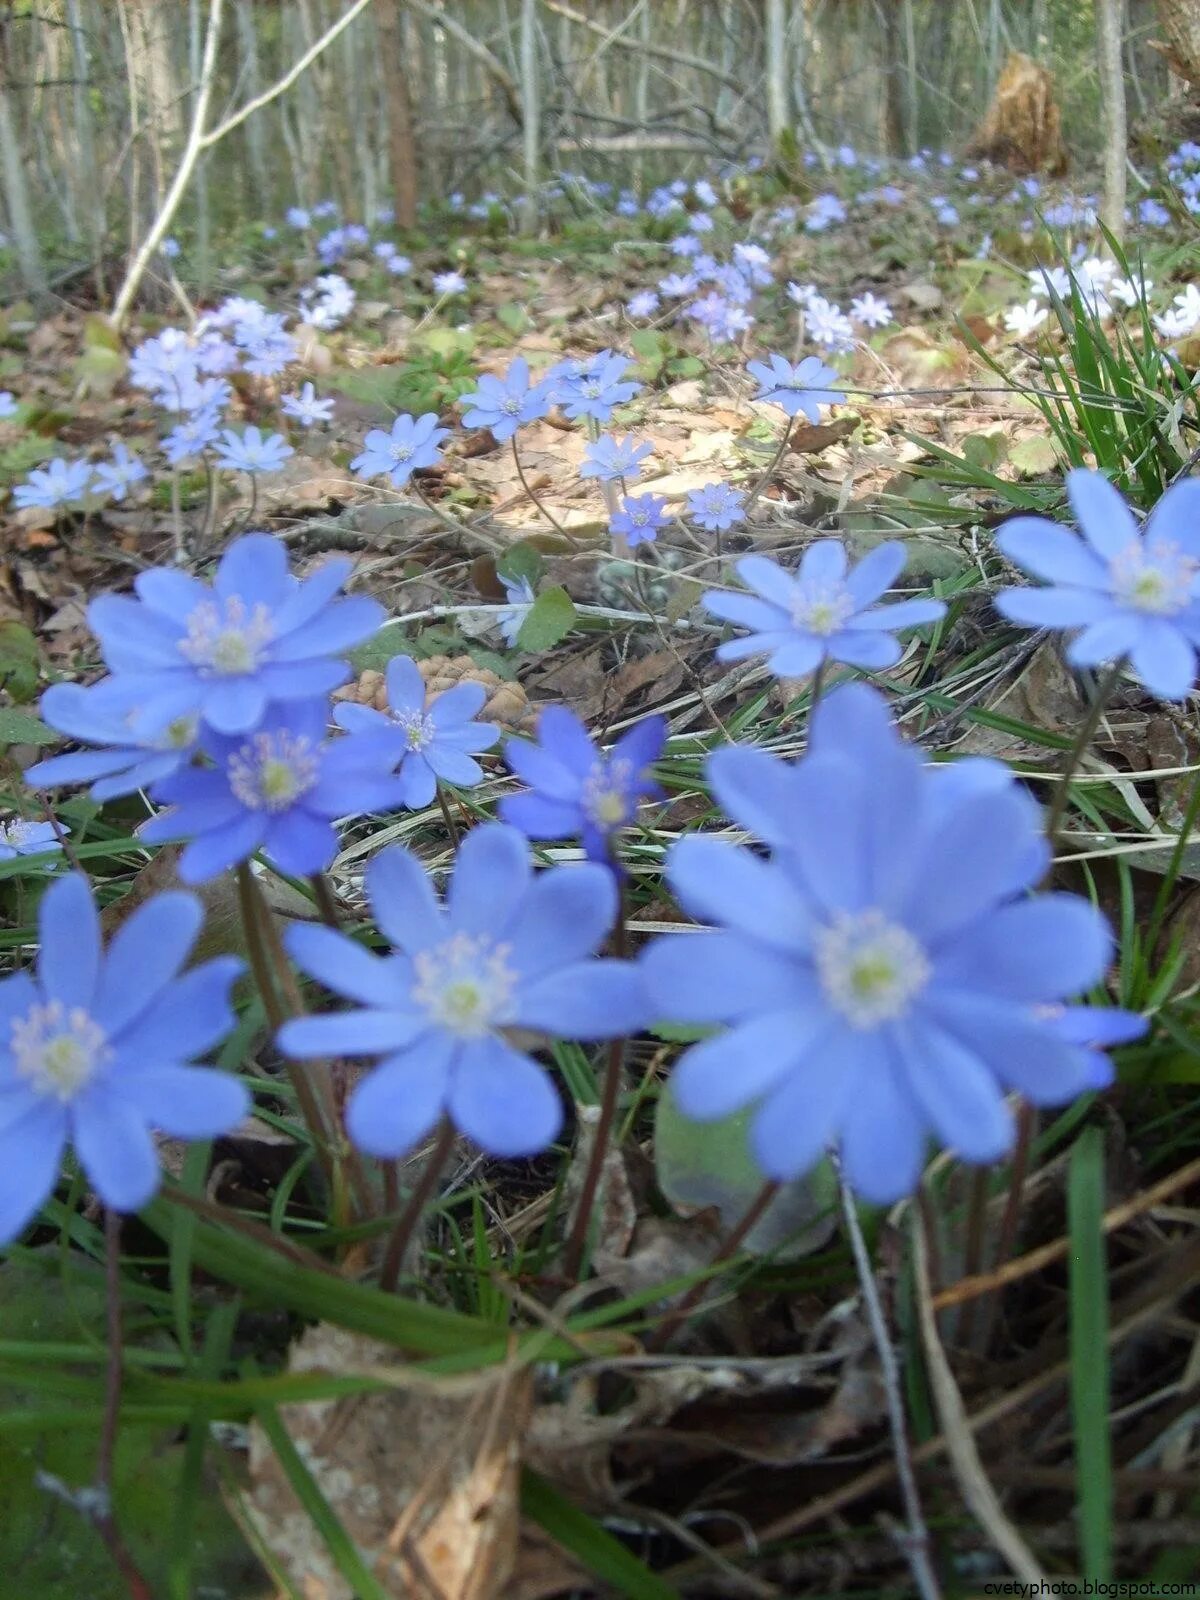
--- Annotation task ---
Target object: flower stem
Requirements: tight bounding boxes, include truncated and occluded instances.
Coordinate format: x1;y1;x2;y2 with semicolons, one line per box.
308;871;341;929
744;414;796;514
836;1159;942;1600
648;1177;781;1350
95;1210;155;1600
975;1100;1036;1353
510;436;582;548
436;785;461;847
562;877;629;1281
808;657;828;723
379;1117;455;1293
1045;659;1124;848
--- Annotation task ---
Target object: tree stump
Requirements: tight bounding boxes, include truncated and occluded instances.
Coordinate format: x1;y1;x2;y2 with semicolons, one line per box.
1157;0;1200;87
965;52;1068;174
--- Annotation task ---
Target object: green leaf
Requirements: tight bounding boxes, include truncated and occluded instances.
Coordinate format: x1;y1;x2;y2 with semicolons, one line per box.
1069;1128;1112;1582
495;302;530;335
0;707;56;746
522;1469;681;1600
496;540;545;588
0;620;41;702
348;628;414;674
516;585;576;653
1010;434;1061;478
654;1085;836;1259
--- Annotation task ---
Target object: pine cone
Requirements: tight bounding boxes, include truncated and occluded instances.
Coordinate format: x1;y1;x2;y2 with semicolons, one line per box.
335;655;536;732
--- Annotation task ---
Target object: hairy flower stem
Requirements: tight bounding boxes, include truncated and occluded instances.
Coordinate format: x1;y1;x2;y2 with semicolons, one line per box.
835;1161;942;1600
975;1101;1036;1353
308;871;341;929
956;1168;991;1352
562;878;629;1281
96;1210;155;1600
236;864;340;1201
744;415;796;515
436;785;461;847
808;658;828;723
648;1177;781;1350
379;1116;455;1293
510;437;582;548
1045;659;1124;848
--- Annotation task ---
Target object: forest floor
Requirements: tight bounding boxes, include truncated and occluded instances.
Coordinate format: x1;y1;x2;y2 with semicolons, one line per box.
2;157;1200;1599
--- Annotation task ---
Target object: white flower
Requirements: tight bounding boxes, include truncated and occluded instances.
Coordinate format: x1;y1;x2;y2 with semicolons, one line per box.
1004;299;1049;337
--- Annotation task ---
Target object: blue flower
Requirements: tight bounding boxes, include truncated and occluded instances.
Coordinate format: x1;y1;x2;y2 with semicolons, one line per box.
685;481;746;533
746;353;845;423
704;540;945;677
0;873;246;1240
0;817;63;863
13;457;93;512
333;653;498;807
141;700;403;882
641;683;1129;1204
0;391;19;419
281;383;335;427
350;413;449;487
626;292;660;319
92;442;149;502
87;531;384;736
501;707;664;863
213;426;294;475
162;405;222;466
26;678;198;801
580;435;653;484
497;573;535;647
460;357;552;442
995;469;1200;701
551;351;641;424
278;825;646;1159
433;270;467;296
610;493;670;548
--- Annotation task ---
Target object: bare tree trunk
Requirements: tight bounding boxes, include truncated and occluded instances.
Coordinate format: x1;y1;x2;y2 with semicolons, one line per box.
1097;0;1127;244
765;0;791;151
1156;0;1200;87
0;19;46;297
519;0;540;233
66;0;106;289
236;0;272;211
377;0;419;227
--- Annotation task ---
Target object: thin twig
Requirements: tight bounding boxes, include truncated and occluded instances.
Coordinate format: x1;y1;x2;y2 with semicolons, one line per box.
648;1177;781;1350
511;437;583;547
380;1118;456;1293
834;1158;942;1600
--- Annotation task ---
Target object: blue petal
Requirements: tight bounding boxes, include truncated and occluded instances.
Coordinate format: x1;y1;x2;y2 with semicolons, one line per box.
344;1037;453;1158
93;891;202;1035
423;747;483;787
177;814;266;883
849;597;945;631
997;587;1116;629
1129;619;1196;701
640;930;804;1022
750;1023;866;1179
706;745;803;849
826;632;900;669
532;706;596;776
666;836;811;947
515;959;646;1037
844;541;905;605
1146;477;1200;558
271;557;354;634
905;789;1047;942
0;1099;67;1244
932;894;1111;1000
271;597;385;662
117;1064;249;1137
366;846;444;952
1066;469;1139;560
996;518;1110;588
504;739;584;801
799;540;850;586
704;592;789;631
214;533;291;606
134;567;211;622
767;637;827;676
39;874;100;1009
837;1044;927;1203
286;924;408;1008
428;682;488;727
448;824;530;935
73;1092;160;1212
448;1037;562;1157
924;995;1103;1105
278;1007;427;1058
200;678;269;734
1066;612;1143;668
264;809;337;875
895;1018;1013;1162
507;864;617;978
734;554;799;608
113;957;243;1060
674;1007;829;1120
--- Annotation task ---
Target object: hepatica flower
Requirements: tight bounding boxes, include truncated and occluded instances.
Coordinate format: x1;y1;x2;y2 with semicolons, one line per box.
460;357;551;441
551;350;641;423
687;481;746;533
213;426;293;475
87;532;384;736
501;706;665;863
995;468;1200;701
705;540;945;677
641;684;1138;1203
351;412;448;488
0;817;62;863
580;435;653;484
141;701;403;883
611;493;670;548
281;382;335;427
0;874;246;1241
27;678;198;801
746;353;845;423
13;457;94;512
278;825;646;1159
333;653;498;807
92;443;149;502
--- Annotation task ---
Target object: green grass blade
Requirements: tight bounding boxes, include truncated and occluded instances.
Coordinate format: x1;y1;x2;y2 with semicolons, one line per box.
1068;1127;1112;1582
521;1468;681;1600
